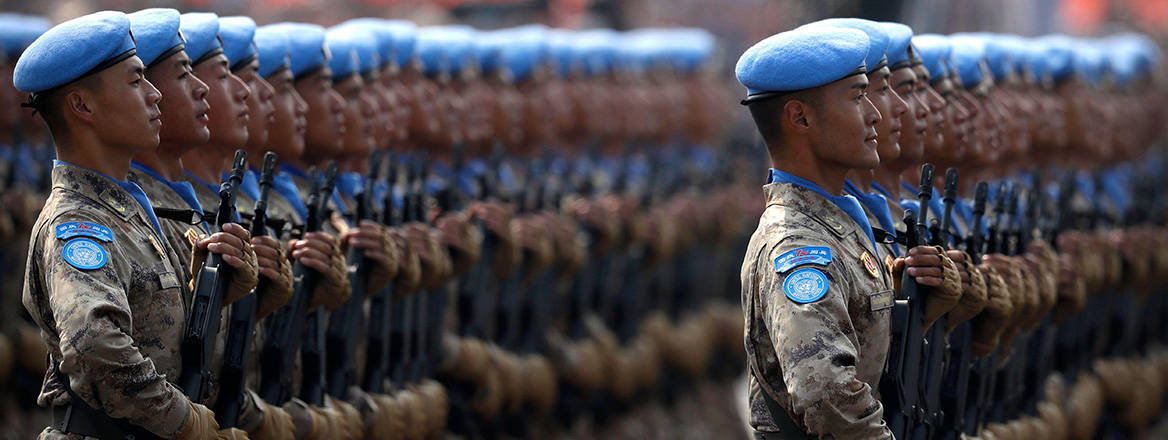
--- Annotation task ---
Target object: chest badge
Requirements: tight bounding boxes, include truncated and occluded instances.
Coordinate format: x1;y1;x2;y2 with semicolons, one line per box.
884;254;895;278
149;235;167;260
62;238;108;270
185;228;200;247
783;268;829;304
861;251;880;278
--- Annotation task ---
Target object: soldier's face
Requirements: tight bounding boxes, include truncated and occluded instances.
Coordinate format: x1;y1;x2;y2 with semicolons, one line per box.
194;54;250;149
868;66;906;164
809;73;881;171
87;57;162;153
146;51;210;148
334;74;377;158
931;77;969;164
365;70;396;149
264;69;307;162
913;66;945;157
295;67;346;158
235;60;276;151
890;66;927;167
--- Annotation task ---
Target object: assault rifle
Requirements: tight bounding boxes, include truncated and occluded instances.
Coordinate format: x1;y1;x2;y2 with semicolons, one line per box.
299;162;340;406
955;182;990;438
915;168;958;440
258;163;337;405
364;153;400;394
327;151;383;398
215;152;277;427
179;150;248;402
884;163;935;439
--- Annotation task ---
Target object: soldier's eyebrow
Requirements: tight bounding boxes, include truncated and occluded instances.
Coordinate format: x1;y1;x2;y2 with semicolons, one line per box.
894;78;914;89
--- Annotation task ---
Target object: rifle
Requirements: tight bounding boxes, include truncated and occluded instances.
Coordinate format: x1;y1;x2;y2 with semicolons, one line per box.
914;168;958;440
884;163;935;439
389;161;416;385
215;152;278;427
258;163;334;405
956;182;990;438
987;185;1023;424
179;150;248;402
299;162;340;406
364;153;399;394
327;151;383;399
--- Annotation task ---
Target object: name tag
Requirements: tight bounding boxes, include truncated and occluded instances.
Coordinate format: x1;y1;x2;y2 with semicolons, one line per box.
869;290;894;312
158;271;181;289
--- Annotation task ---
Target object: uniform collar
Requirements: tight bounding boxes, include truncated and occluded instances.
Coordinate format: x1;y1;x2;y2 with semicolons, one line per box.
53;160;165;242
764;169;878;254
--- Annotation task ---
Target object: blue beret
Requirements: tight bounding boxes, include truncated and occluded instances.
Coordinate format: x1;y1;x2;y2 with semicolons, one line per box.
1073;43;1106;86
880;22;916;69
979;35;1015;80
949;37;987;87
416;27;451;76
573;29;618;76
268;23;328;79
0;14;51;59
546;28;576;77
179;12;222;66
671;28;716;73
325;27;360;79
480;28;544;81
803;18;888;73
219;16;257;71
1037;35;1075;82
14;11;137;95
128;9;184;68
254;25;290;78
383;20;417;68
736;26;869;102
912;34;950;81
337;19;393;68
440;25;478;73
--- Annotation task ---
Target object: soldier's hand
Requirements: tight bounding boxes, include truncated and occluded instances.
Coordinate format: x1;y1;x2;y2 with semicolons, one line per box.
946;250;971;287
249;392;294;440
898;245;945;286
218;427;250;439
251;236;293;320
341;220;398;296
200;223;256;270
178;401;222;440
289;232;337;273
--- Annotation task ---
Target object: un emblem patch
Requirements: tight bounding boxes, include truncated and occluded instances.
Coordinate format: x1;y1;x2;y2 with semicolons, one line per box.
783;268;829;304
62;238;108;270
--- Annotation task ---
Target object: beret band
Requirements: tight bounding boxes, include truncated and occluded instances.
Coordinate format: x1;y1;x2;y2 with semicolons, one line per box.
149;43;185;67
192;46;223;66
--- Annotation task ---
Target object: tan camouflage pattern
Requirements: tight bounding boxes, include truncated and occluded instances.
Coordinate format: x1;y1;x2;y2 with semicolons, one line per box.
22;164;191;438
741;181;894;438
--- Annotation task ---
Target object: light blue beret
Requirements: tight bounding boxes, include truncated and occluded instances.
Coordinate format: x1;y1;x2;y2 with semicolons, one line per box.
912;34;950;81
480;28;545;81
439;25;478;73
347;27;381;74
219;16;257;70
179;12;222;66
546;29;576;77
736;26;869;102
337;18;393;67
0;14;51;59
1072;43;1106;86
325;27;361;79
949;37;987;87
14;11;137;94
979;35;1015;80
1037;35;1075;82
880;22;916;69
574;29;618;76
128;8;184;68
267;23;328;79
383;20;417;68
803;18;888;73
416;27;451;76
254;25;290;78
671;28;716;73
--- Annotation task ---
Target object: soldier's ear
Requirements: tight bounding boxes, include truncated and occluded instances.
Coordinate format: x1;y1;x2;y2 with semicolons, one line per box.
783;99;811;133
63;89;96;123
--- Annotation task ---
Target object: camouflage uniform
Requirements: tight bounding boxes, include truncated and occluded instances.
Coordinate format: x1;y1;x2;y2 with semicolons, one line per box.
22;163;191;439
741;180;895;438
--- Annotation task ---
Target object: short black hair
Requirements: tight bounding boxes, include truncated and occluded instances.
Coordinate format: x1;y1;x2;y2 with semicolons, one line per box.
746;89;820;147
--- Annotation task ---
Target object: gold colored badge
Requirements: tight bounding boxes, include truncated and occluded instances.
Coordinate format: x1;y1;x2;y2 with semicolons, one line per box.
861;251;880;278
185;228;200;247
884;254;895;278
149;235;167;260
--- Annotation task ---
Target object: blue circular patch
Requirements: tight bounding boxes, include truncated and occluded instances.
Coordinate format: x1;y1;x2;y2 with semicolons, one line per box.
62;238;108;270
783;268;829;304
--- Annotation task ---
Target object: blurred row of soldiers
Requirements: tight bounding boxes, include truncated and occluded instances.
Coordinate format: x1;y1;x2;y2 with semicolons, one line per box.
0;8;756;440
734;17;1168;440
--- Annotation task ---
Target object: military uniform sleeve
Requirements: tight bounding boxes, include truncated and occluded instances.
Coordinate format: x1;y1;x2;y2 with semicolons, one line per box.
758;240;892;439
39;215;191;438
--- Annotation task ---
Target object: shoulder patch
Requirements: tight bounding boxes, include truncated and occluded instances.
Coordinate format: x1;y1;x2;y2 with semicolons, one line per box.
774;246;832;273
62;238;108;270
55;221;114;243
783;268;830;304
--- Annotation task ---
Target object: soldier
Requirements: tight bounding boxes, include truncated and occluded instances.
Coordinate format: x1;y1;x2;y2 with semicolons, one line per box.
15;11;257;438
735;25;953;438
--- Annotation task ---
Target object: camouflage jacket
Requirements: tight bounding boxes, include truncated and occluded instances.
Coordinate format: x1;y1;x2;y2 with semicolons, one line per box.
741;181;895;438
22;163;191;438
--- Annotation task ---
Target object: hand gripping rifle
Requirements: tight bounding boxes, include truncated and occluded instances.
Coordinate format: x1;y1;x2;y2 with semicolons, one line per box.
914;168;958;440
299;162;340;406
180;150;248;402
884;163;935;439
215;152;278;427
258;164;332;405
364;154;400;394
958;182;990;438
971;182;1012;428
327;151;383;399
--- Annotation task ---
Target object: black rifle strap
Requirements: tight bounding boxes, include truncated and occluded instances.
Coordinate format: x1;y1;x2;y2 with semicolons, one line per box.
872;227;909;246
153;207;207;225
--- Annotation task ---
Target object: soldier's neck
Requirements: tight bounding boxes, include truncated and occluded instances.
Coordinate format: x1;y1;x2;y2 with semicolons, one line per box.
847;169;874;190
181;144;228;184
132;142;186;181
874;164;905;194
56;134;133;181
